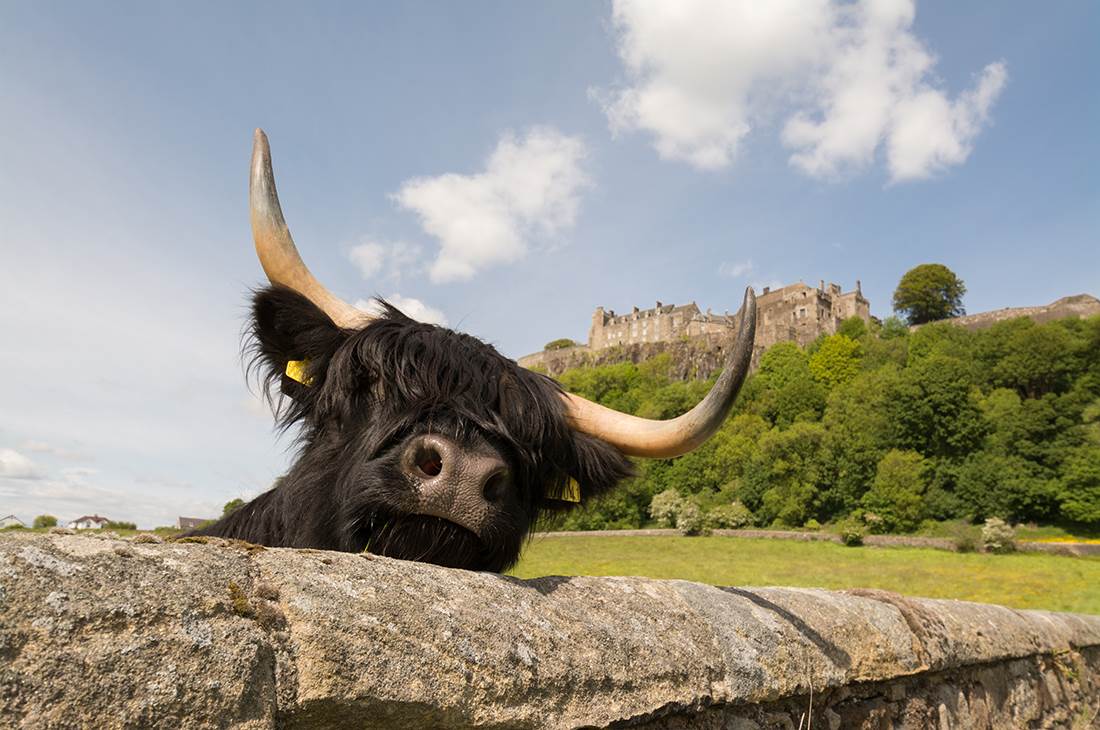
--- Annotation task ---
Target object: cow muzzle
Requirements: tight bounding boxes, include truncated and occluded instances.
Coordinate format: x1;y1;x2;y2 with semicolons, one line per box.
400;434;510;538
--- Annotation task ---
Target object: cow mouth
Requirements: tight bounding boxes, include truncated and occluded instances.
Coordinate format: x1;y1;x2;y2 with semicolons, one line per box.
360;511;512;572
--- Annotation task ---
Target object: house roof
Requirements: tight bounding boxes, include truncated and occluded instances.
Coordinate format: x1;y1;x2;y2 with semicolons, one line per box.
71;515;109;524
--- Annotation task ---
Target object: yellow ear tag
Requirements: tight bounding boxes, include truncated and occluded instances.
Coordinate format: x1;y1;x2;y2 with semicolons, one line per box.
551;478;581;503
285;359;314;386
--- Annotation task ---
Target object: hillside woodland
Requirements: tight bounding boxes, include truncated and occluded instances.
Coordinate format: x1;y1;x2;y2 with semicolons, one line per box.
549;314;1100;533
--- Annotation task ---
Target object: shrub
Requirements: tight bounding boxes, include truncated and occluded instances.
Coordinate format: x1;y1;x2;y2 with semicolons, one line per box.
676;502;710;536
838;518;864;546
544;338;577;351
105;521;137;531
32;515;57;529
804;518;822;531
981;518;1016;554
649;489;685;528
2;523;25;531
705;501;754;529
861;511;886;534
947;521;979;553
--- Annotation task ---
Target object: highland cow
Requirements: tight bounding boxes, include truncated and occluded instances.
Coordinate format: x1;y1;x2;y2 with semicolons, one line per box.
195;130;756;572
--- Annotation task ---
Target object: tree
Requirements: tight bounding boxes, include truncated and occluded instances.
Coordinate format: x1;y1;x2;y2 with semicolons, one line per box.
837;316;868;341
1060;447;1100;525
861;449;928;532
893;264;966;325
743;422;827;527
544;338;576;351
33;515;57;529
809;335;863;390
223;498;245;516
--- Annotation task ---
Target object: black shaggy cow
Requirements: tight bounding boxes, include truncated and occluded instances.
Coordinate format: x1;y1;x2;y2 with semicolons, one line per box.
195;130;756;573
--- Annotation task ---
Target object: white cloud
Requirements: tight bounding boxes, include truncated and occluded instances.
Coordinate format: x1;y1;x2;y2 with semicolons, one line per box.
719;260;754;278
354;297;449;327
347;238;423;283
19;440;87;461
0;449;41;480
393;127;589;282
599;0;1007;182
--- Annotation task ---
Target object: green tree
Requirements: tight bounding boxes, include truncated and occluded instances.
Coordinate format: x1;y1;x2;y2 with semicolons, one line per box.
743;422;827;527
837;316;868;341
223;498;245;516
820;367;900;516
890;353;986;459
32;515;57;529
955;452;1058;523
861;450;928;532
988;320;1078;398
1060;447;1100;525
809;335;863;390
753;343;826;428
893;264;966;325
544;338;576;351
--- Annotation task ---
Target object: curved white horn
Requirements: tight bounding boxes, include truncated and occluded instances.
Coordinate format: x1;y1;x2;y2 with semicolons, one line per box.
250;129;371;329
562;288;757;458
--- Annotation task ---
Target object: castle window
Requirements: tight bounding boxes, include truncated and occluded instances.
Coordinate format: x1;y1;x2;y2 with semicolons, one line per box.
799;307;806;318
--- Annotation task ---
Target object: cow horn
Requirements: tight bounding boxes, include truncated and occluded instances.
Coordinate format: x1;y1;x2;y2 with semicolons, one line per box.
250;129;372;329
562;288;756;458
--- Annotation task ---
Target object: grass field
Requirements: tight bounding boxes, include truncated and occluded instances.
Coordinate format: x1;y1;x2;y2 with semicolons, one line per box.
510;534;1100;615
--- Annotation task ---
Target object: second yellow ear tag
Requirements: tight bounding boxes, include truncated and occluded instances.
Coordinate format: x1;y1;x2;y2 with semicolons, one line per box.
285;359;314;386
558;478;581;502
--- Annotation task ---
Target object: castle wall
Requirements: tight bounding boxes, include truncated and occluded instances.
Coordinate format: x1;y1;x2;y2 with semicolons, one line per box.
587;280;871;355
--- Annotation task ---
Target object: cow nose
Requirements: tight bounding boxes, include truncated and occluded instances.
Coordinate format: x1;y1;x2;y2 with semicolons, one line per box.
403;434;511;536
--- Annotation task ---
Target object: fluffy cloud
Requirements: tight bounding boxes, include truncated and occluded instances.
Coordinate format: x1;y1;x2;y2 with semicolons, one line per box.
599;0;1007;182
0;449;41;480
719;260;754;278
393;127;589;282
347;238;423;282
354;297;448;327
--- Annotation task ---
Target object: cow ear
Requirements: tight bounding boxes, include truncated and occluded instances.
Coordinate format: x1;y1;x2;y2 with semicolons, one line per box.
249;286;348;405
554;432;635;507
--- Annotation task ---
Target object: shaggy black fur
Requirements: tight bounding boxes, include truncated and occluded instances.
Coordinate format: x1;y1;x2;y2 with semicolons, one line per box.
195;286;634;572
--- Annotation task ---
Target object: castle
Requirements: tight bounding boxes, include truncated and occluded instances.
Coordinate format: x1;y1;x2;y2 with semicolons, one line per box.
518;279;871;374
588;280;870;352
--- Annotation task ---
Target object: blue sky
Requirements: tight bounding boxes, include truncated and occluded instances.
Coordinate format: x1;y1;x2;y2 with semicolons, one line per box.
1;1;1097;527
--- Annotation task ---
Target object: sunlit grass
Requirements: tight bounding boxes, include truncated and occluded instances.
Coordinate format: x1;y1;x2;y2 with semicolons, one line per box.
511;534;1100;615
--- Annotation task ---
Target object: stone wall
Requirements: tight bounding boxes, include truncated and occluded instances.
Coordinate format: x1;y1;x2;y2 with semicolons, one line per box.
942;294;1100;331
2;531;1098;729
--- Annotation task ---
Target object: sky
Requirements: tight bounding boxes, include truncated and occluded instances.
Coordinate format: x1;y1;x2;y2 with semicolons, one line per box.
1;1;1097;528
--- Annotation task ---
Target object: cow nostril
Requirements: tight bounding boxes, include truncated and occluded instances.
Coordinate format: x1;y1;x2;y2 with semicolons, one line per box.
482;470;509;503
416;448;443;478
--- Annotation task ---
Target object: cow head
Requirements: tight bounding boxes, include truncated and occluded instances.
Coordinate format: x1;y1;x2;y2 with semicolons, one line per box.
216;130;756;573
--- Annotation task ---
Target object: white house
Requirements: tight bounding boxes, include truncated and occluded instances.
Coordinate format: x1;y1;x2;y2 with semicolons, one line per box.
68;515;110;530
0;515;25;529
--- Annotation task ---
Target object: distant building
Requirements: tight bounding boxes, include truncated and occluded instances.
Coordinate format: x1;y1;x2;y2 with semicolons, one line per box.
588;280;871;352
68;515;109;530
0;515;25;529
176;516;211;531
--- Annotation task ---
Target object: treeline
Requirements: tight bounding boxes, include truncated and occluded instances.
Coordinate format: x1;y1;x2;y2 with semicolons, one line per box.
552;314;1100;532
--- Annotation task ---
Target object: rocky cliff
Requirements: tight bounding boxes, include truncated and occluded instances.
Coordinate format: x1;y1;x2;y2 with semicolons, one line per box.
518;334;738;380
2;531;1098;729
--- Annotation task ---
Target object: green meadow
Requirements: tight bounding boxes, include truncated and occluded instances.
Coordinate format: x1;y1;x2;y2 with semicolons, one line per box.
510;534;1100;615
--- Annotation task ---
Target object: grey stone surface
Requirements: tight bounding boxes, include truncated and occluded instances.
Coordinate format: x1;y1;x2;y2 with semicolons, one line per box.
1;531;1098;729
